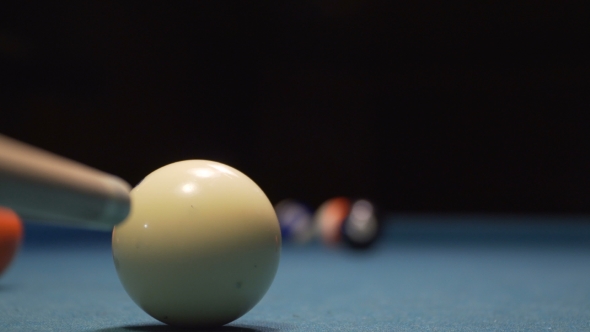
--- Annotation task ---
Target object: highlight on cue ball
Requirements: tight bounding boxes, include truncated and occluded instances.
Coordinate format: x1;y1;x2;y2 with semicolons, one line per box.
112;160;281;327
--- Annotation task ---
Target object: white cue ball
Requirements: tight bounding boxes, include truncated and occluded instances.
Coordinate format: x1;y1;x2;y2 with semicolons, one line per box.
112;160;281;327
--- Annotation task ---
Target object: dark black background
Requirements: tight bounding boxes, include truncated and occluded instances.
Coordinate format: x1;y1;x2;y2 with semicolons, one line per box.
1;1;589;213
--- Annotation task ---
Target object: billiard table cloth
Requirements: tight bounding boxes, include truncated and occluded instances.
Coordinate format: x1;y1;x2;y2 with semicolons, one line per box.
1;216;590;331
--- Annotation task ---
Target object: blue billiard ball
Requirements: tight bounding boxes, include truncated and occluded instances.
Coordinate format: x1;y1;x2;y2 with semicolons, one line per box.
274;199;314;244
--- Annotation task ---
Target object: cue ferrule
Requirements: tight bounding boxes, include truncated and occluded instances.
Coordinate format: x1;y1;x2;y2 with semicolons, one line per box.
0;134;131;230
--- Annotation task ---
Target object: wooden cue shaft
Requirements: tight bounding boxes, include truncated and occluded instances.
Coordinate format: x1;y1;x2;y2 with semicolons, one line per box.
0;134;131;230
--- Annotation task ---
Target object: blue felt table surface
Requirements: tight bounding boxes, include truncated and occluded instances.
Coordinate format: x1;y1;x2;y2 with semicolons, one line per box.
1;216;590;332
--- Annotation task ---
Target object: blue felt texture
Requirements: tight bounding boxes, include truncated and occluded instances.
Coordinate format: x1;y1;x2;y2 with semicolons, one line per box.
1;217;590;331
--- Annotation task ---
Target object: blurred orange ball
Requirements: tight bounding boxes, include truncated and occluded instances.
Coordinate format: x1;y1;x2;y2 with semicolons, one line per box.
315;197;351;246
0;207;23;276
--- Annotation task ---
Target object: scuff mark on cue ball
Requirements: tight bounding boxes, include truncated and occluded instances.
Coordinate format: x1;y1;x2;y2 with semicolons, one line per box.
113;257;120;271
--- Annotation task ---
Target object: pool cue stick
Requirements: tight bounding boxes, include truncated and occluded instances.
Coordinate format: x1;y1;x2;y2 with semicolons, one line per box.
0;134;131;230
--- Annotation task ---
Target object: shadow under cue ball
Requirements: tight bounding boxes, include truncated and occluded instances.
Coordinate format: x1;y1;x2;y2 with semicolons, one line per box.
112;160;281;327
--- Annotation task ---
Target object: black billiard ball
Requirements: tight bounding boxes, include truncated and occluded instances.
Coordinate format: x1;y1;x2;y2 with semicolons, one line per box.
341;199;381;249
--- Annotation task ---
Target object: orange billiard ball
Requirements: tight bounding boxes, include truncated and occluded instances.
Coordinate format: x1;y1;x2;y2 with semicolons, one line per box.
0;207;23;276
315;197;351;246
